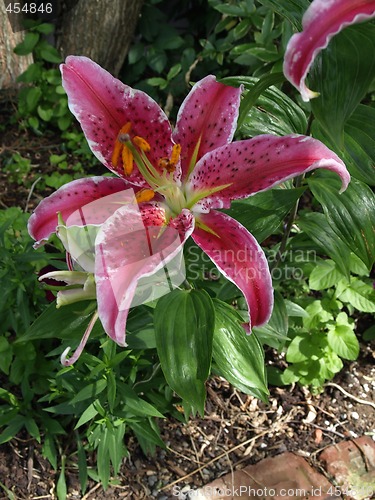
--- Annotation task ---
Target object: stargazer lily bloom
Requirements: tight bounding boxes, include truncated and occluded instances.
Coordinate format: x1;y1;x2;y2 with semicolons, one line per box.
284;0;375;101
28;56;350;361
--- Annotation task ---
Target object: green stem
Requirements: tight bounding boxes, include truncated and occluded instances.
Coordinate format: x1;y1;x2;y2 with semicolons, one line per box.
271;175;304;271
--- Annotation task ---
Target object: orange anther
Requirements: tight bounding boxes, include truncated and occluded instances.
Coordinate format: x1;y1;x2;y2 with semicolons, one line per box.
119;122;132;136
170;143;181;165
112;140;122;167
135;189;155;203
122;146;134;176
133;136;151;153
112;122;132;167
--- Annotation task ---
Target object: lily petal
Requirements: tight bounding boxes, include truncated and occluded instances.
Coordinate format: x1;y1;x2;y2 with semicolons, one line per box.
28;176;132;247
283;0;375;101
193;210;273;328
186;134;350;211
61;56;174;184
95;205;194;346
173;75;242;179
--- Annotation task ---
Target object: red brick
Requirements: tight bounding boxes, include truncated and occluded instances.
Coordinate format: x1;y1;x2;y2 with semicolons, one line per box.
319;437;375;500
196;452;334;499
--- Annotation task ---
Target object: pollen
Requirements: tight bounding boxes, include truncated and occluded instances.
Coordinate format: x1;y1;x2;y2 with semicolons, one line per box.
135;189;155;203
133;136;151;153
170;143;181;165
122;146;134;176
158;143;181;173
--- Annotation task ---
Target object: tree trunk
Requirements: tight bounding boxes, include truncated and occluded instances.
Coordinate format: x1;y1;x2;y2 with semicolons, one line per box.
56;0;144;76
0;3;33;90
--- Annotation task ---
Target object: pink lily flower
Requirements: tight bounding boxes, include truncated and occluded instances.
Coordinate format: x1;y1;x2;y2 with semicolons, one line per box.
284;0;375;101
28;56;350;360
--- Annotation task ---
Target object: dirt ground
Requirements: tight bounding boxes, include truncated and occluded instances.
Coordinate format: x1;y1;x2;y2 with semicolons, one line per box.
0;91;374;500
0;342;374;499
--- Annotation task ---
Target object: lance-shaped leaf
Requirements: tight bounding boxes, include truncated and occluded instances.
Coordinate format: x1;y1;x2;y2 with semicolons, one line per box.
308;172;375;270
154;289;215;416
212;300;268;402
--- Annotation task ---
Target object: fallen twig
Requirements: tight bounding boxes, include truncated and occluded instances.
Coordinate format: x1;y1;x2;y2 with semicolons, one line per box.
325;382;375;409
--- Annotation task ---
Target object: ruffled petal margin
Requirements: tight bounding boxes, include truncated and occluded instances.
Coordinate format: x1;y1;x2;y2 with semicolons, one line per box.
186;134;350;211
173;75;242;180
61;56;174;185
28;176;132;247
283;0;375;101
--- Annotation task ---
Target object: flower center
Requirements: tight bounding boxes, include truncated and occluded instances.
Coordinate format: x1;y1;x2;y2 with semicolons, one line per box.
112;123;187;215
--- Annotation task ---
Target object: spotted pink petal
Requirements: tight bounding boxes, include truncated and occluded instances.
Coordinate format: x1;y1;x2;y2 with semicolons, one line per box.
173;75;242;180
95;205;194;346
192;210;273;328
28;176;132;247
186;134;350;211
283;0;375;101
61;56;174;185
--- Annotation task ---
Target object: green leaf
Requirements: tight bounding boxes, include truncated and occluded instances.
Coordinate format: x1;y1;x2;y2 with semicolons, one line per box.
298;212;351;279
121;386;164;418
34;23;55;35
154;289;215;416
223;187;305;243
107;423;126;474
37;105;54;122
57;456;67;500
40;46;62;63
129;420;166;454
14;32;40;55
26;87;42;111
222;75;307;135
363;325;375;341
256;0;309;29
97;428;110;488
342;105;375;186
285;300;309;318
69;379;107;405
286;334;322;363
18;301;100;342
167;63;181;80
337;279;375;313
308;173;375;270
327;325;359;360
309;260;344;291
76;432;88;493
42;434;57;470
212;300;268;401
253;292;289;349
310;24;375;146
303;300;333;330
74;403;98;429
